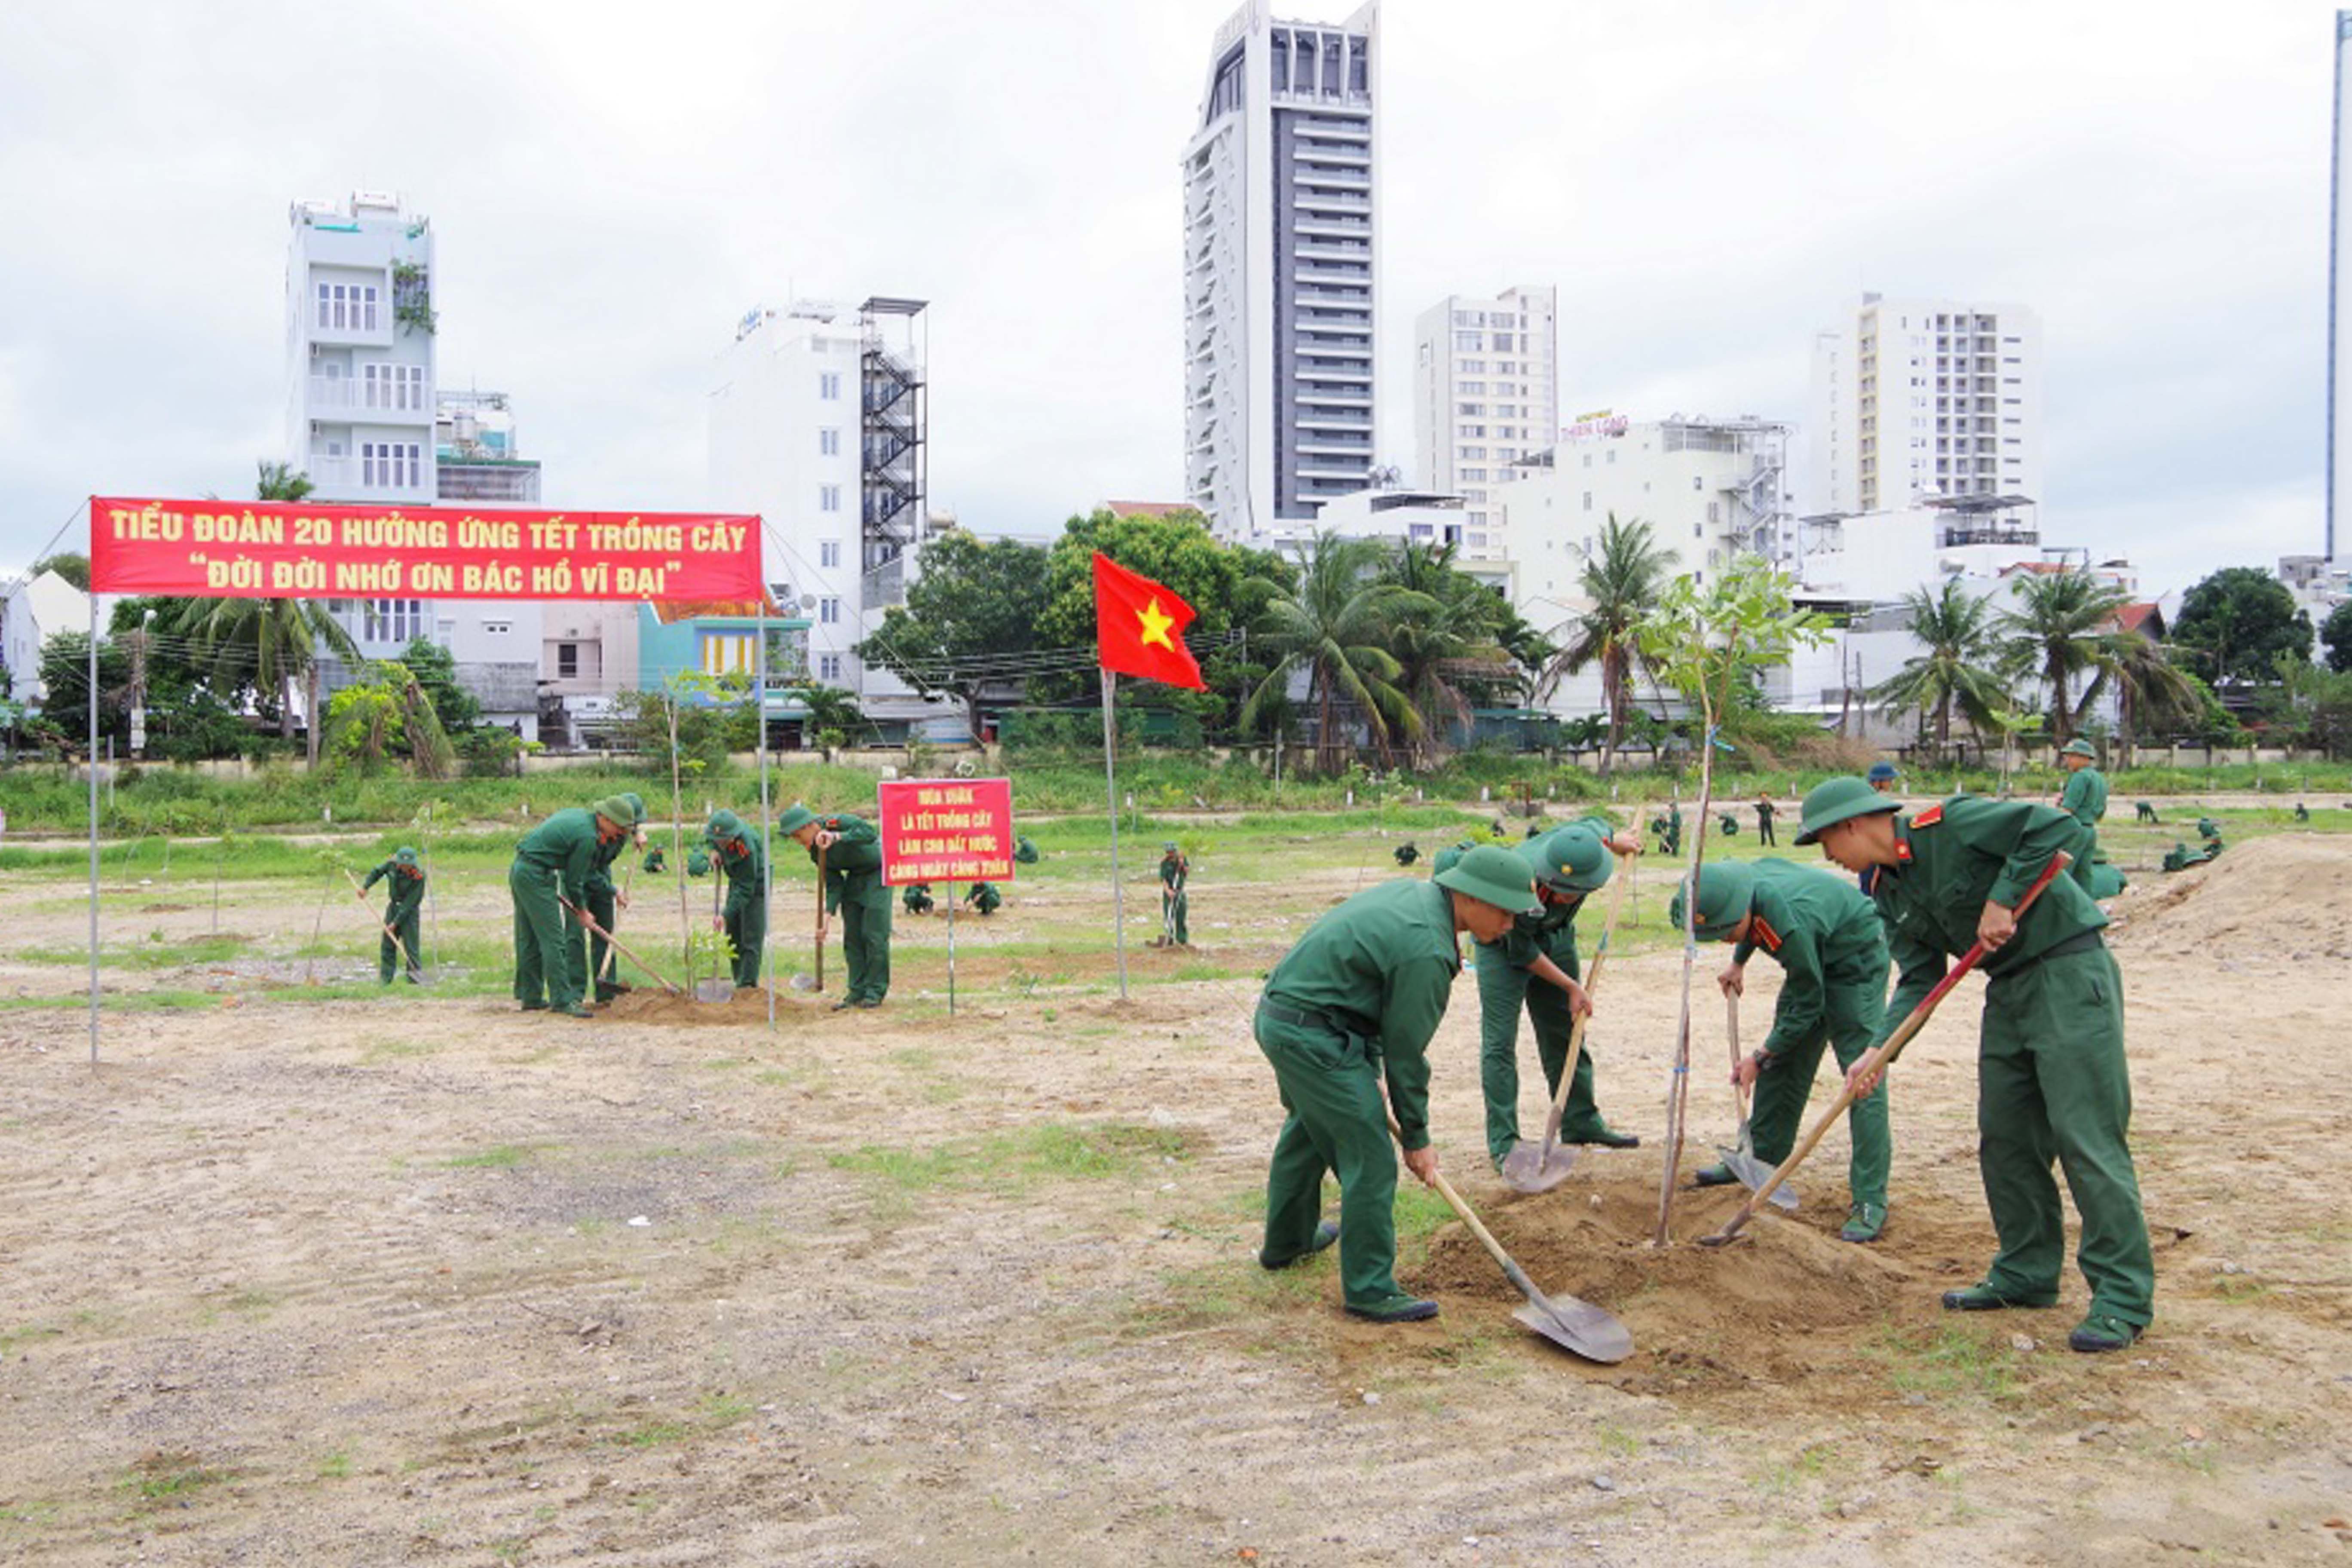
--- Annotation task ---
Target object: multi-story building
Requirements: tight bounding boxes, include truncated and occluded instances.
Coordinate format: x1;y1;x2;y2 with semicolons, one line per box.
434;389;541;504
710;297;948;735
1808;294;2042;522
283;192;540;735
1412;284;1556;559
1183;0;1380;540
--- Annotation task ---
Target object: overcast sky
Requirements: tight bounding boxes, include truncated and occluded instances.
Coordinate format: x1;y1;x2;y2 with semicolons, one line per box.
0;0;2337;596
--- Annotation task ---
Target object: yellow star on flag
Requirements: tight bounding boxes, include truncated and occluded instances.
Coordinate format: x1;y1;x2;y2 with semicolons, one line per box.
1136;596;1177;650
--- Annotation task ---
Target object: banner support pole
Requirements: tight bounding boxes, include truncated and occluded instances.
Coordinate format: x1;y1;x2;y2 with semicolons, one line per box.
758;600;774;1032
87;585;99;1065
1102;667;1127;1000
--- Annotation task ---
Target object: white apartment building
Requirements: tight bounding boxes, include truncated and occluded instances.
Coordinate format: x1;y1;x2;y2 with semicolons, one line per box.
2331;12;2352;560
1183;0;1380;541
1412;284;1556;560
710;298;942;728
284;192;541;733
1495;414;1790;624
1809;294;2042;518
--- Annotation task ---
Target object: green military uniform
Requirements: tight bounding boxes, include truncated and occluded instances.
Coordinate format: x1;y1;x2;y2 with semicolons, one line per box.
784;808;891;1006
1798;782;2153;1346
643;846;667;874
2294;802;2311;823
965;881;1002;916
1256;848;1538;1319
2162;839;2221;872
1158;842;1189;946
1756;797;1778;846
698;809;767;989
1393;842;1420;867
903;882;934;915
2197;816;2221;841
2134;801;2159;825
1673;860;1892;1239
510;799;625;1016
1655;802;1683;857
1468;818;1637;1165
1717;811;1740;837
361;846;426;984
576;792;646;1001
1014;836;1041;864
2056;740;2119;897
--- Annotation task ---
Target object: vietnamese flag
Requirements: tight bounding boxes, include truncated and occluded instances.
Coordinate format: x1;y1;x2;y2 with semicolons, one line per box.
1092;552;1207;690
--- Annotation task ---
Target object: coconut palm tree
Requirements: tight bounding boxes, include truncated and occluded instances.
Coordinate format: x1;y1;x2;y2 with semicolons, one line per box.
2083;630;2204;763
1377;541;1522;767
1997;568;2132;743
1541;514;1675;775
1240;532;1421;773
1870;579;2010;753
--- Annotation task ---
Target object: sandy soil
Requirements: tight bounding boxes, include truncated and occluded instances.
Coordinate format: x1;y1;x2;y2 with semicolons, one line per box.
3;835;2352;1565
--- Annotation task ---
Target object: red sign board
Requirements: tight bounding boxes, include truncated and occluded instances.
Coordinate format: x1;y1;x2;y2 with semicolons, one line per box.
877;778;1015;886
88;496;762;602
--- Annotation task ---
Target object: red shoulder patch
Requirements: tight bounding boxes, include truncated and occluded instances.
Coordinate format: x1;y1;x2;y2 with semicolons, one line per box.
1911;803;1945;829
1751;915;1784;955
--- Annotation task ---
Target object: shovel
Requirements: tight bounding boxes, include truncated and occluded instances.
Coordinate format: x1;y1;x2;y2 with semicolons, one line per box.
1499;866;1632;1194
1715;992;1797;1210
1701;853;2068;1248
340;867;426;984
1392;1115;1632;1364
557;896;686;997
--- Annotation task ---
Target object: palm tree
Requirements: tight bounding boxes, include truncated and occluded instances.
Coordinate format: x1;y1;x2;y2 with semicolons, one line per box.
2085;630;2203;763
1541;514;1675;775
168;459;356;767
1378;541;1517;767
1997;568;2131;743
1240;533;1420;773
1870;579;2009;753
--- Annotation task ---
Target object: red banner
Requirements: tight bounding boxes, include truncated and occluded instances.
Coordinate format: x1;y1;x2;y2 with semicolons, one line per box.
877;778;1015;886
88;496;762;602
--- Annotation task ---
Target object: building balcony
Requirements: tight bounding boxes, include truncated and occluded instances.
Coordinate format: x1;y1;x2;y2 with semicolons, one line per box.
308;375;433;424
1294;147;1372;168
305;454;431;500
1294;392;1372;410
1295;462;1376;481
1293;215;1370;236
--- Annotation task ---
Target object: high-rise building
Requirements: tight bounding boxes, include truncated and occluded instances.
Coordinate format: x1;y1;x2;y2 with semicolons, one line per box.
283;192;539;732
1412;284;1556;560
2330;11;2352;558
1183;1;1380;540
1809;294;2042;518
710;297;940;722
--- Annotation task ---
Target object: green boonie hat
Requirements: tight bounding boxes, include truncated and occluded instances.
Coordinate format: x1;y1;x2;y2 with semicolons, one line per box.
1524;826;1610;896
1433;843;1541;916
776;802;817;836
1795;777;1901;846
394;846;419;867
2060;738;2098;760
1666;863;1755;942
592;794;637;826
706;808;745;844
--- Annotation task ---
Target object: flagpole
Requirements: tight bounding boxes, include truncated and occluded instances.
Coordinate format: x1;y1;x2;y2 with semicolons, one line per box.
1101;666;1128;999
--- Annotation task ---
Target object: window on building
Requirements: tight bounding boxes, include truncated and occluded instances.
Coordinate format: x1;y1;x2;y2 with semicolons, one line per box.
818;653;843;682
1490;331;1515;352
1582;491;1592;511
481;621;511;636
820;484;841;513
1459;380;1485;395
819;371;842;400
1459;445;1486;459
1454;331;1482;351
819;539;841;569
362;599;425;644
819;597;842;625
1457;402;1483;416
557;642;579;678
819;428;840;457
702;633;755;675
361;441;421;489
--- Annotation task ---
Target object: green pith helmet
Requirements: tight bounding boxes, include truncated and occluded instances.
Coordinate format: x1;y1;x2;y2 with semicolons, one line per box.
1162;841;1179;853
1795;777;1902;846
1524;825;1611;896
1433;843;1541;915
776;802;817;836
1429;840;1476;879
393;846;419;867
1666;863;1755;942
620;792;646;819
705;808;745;845
591;794;637;827
1866;761;1899;783
2061;738;2098;760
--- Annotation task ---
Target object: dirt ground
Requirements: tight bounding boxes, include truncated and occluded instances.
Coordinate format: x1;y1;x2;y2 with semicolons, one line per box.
4;830;2352;1565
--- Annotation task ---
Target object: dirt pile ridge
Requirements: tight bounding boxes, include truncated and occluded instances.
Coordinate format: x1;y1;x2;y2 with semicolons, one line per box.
2107;832;2352;960
601;986;827;1028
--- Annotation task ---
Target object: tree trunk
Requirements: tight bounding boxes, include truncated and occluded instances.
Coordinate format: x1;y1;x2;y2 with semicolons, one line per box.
305;665;321;770
2049;668;2071;744
1599;647;1623;778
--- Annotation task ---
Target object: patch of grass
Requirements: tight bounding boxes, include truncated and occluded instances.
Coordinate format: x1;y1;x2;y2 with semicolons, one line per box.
1866;1322;2020;1401
826;1121;1196;1197
124;1452;226;1504
443;1143;539;1169
2211;1274;2270;1303
0;1322;66;1355
1594;1420;1641;1458
316;1451;352;1480
613;1421;687;1449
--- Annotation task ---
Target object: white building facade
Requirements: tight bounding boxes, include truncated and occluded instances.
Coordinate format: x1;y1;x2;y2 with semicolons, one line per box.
1411;284;1556;563
1183;1;1380;541
1808;294;2043;517
284;192;540;733
2332;12;2352;559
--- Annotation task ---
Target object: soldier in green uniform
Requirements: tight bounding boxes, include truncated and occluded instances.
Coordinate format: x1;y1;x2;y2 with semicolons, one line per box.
1014;835;1041;865
1867;761;1900;794
1158;841;1189;947
577;793;646;1003
643;845;667;874
1654;800;1684;857
1393;842;1420;867
1672;860;1893;1242
1256;844;1539;1323
695;808;767;989
2197;816;2222;842
964;881;1002;916
1449;819;1644;1169
2162;839;2221;872
2134;800;2160;825
510;795;634;1017
778;802;892;1010
1796;777;2154;1353
902;882;935;916
361;846;427;984
1756;791;1778;846
2294;802;2311;824
2055;738;2119;897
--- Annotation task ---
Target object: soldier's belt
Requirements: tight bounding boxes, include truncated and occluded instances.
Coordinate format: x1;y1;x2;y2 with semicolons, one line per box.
1257;999;1367;1039
1990;928;2103;977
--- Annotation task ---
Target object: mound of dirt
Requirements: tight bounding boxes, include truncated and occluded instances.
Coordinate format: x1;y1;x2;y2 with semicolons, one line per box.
602;986;826;1029
2107;833;2352;960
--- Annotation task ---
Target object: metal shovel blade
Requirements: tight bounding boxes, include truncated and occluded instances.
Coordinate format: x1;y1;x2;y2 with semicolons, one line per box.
1513;1292;1635;1364
1716;1144;1799;1212
1497;1138;1578;1194
693;977;735;1004
787;972;818;993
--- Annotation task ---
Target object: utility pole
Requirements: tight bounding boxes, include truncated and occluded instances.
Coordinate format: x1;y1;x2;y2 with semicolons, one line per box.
128;607;155;759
